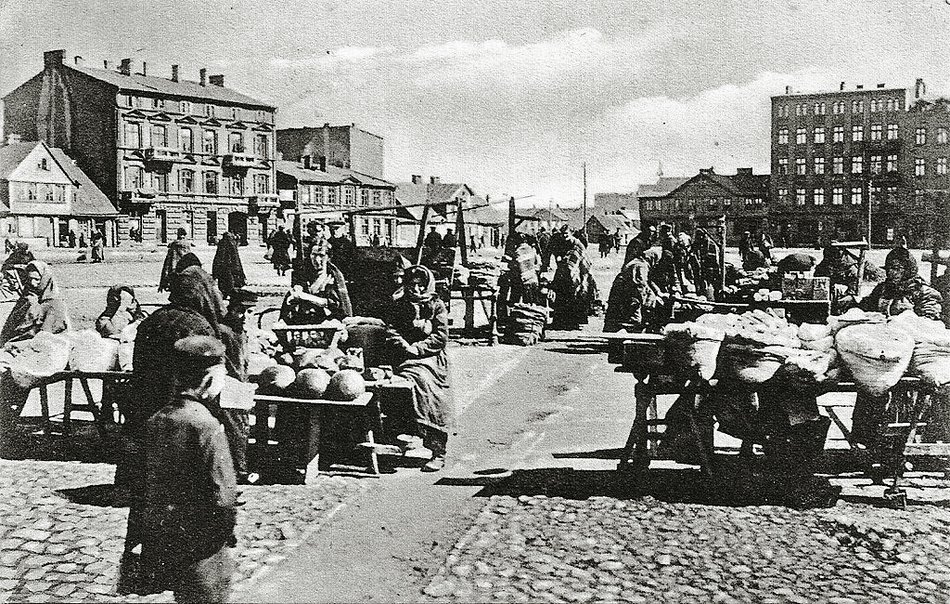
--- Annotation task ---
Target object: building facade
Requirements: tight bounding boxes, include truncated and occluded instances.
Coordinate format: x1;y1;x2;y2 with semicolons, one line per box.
3;49;278;246
277;124;385;180
0;139;117;248
638;169;768;243
769;80;950;247
276;158;398;246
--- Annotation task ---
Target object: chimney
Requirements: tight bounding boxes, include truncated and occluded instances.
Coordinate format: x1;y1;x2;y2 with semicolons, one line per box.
119;58;132;76
43;50;64;69
411;175;422;185
302;155;312;169
139;61;147;76
103;60;113;70
199;68;207;86
319;156;328;171
171;65;179;82
430;176;440;184
784;85;790;94
877;83;885;89
6;134;21;145
73;55;84;66
209;74;225;87
916;78;927;99
840;81;845;91
856;84;864;90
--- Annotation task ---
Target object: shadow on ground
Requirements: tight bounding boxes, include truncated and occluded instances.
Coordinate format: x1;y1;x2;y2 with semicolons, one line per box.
1;419;121;464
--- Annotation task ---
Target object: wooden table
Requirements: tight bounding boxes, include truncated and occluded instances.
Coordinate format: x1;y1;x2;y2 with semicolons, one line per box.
29;370;131;439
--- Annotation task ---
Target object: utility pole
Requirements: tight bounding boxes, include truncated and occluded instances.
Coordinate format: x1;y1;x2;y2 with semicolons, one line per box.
582;162;588;238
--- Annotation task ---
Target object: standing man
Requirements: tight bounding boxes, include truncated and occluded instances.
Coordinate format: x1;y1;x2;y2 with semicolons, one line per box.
442;228;458;249
424;227;443;251
140;335;236;603
537;227;551;271
159;228;192;292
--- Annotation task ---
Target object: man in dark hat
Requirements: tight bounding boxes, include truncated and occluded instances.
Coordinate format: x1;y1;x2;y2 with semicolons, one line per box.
140;335;236;603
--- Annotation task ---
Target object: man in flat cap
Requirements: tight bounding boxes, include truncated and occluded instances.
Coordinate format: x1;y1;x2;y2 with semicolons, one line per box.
141;335;237;603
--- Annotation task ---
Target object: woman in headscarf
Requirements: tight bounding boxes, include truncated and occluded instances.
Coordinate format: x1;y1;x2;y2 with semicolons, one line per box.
385;265;454;472
96;285;146;338
280;242;352;324
0;243;34;302
211;232;246;300
0;260;70;346
158;228;191;292
551;233;600;330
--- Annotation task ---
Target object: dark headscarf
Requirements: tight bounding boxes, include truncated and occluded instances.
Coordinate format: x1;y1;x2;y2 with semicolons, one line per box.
885;246;919;281
100;285;145;322
212;232;246;298
169;265;226;336
397;265;437;303
177;252;202;273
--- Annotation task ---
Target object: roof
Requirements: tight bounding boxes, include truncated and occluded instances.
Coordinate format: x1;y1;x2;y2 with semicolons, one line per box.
589;213;632;232
531;207;571;222
276;160;347;185
0;142;36;178
448;196;507;226
636;177;690;199
67;64;274;109
393;182;473;221
48;148;117;216
324;166;394;188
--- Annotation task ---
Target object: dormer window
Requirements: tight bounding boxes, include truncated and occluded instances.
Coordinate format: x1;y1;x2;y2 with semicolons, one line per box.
38;158;49;171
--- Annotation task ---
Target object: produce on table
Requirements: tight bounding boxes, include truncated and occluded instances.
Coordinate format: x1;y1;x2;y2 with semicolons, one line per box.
247;352;277;377
67;330;119;372
326;369;367;401
834;323;915;396
256;365;296;394
889;311;950;388
662;322;725;381
294;348;323;370
293;368;332;398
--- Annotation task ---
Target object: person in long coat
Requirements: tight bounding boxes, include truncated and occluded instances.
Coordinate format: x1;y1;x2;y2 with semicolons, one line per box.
604;240;658;333
550;234;600;330
159;228;192;292
268;225;293;276
385;265;454;472
91;229;105;263
211;232;246;300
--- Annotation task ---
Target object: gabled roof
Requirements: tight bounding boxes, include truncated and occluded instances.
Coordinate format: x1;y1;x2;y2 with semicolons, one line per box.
590;213;632;232
67;64;275;109
0;142;37;178
324;166;394;188
393;182;474;221
48;148;117;216
276;160;347;185
636;177;690;199
531;207;571;222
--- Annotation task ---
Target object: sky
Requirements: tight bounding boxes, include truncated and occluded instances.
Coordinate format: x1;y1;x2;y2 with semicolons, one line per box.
1;0;949;206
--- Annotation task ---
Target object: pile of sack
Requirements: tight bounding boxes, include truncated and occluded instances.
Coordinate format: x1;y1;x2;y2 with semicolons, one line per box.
503;303;548;346
465;260;501;289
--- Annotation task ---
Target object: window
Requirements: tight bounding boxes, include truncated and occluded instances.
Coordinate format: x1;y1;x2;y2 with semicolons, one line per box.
814;157;825;174
870;124;882;140
125;166;144;190
833;126;844;143
26;183;36;201
254;174;270;194
870;154;883;174
118;94;132;107
795;158;806;175
887;186;897;200
915;189;925;203
813;189;825;205
231;107;238;120
939;128;949;144
833;101;846;114
814;102;826;115
361;219;370;236
257;110;266;122
180;169;194;193
38;157;49;171
203;130;217;155
203;171;218;194
344;186;355;206
796;104;807;116
887;98;898;111
886;154;898;172
180;101;191;115
852;100;863;113
915;158;926;176
814;127;825;144
254;134;268;158
313;184;324;205
179;127;193;153
778;128;788;144
778;158;789;175
796;128;806;144
360;189;370;207
53;184;65;203
796;188;806;205
832;156;844;174
832;187;844;205
938;157;948;175
777;104;789;118
373;190;382;205
153;173;168;192
327;186;337;206
124;122;141;148
916;127;927;145
852;156;863;173
152;98;162;110
373;219;382;236
870;99;880;113
228;174;243;196
44;185;54;202
205;104;215;117
870;184;882;201
151;125;167;148
851;125;864;142
778;188;788;204
228;132;243;153
887;124;899;140
851;186;863;205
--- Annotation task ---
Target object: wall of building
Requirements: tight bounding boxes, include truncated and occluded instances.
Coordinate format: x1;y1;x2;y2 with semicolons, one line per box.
277;125;385;180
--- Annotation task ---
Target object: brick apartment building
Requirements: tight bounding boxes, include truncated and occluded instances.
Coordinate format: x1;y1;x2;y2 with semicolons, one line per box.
769;79;950;247
3;49;278;246
277;124;384;180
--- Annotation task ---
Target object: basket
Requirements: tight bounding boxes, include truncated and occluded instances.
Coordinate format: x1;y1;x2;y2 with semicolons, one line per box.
272;325;341;350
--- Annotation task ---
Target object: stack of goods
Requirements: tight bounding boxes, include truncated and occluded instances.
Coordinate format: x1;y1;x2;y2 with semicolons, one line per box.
0;332;71;388
503;303;549;346
695;310;802;384
661;322;724;381
888;311;950;389
465;259;501;290
67;330;119;373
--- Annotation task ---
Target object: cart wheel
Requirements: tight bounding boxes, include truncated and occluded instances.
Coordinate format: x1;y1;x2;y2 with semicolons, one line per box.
883;486;907;510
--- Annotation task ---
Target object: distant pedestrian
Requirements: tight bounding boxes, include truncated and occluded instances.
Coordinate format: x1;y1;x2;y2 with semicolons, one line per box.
268;225;292;276
91;229;105;263
759;231;775;264
598;236;612;258
211;232;246;299
442;229;458;249
372;233;381;247
68;229;77;248
470;235;477;253
159;228;191;292
79;232;87;249
424;227;442;251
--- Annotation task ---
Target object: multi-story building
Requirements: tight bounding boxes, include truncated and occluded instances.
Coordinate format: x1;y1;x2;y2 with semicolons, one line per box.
277;124;384;180
276;157;398;246
638;169;768;243
768;80;950;246
3;49;278;246
901;93;950;247
0;137;117;248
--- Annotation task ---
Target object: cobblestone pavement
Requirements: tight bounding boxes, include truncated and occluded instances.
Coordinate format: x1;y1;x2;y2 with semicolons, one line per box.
422;485;950;604
0;460;366;603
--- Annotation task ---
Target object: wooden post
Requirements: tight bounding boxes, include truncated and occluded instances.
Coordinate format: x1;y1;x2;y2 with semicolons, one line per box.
415;204;431;265
506;196;516;256
718;214;727;296
456;199;468;266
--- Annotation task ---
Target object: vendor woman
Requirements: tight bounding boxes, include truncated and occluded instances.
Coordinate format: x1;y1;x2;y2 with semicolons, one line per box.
385;265;454;472
280;241;352;324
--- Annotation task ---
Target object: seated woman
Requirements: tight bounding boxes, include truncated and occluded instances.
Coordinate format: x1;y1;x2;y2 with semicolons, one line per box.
280;243;352;324
96;285;146;338
384;265;454;472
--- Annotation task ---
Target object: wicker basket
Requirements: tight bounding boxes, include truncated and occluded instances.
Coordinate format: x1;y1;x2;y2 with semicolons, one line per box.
272;325;341;350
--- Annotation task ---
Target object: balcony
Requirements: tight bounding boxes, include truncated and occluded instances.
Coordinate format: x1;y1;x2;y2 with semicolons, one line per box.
223;152;257;169
248;194;280;212
118;190;156;211
144;146;181;163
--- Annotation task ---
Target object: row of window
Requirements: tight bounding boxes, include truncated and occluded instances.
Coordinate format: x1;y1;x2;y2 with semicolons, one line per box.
124;167;270;195
299;184;391;208
123;122;270;157
778;125;948;146
118;94;271;123
778;186;884;206
642;197;764;211
778;155;949;177
775;97;902;118
21;183;67;203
